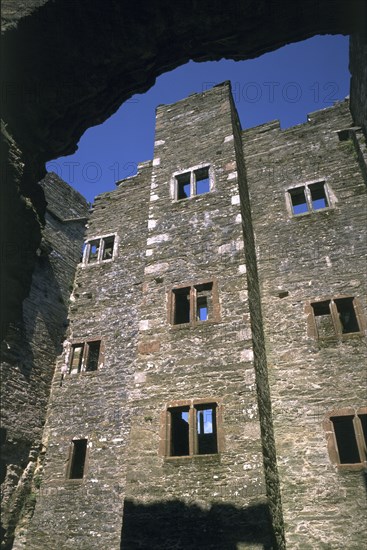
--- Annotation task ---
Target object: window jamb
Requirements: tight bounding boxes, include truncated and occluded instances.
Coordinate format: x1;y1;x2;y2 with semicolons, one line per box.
192;286;197;323
304;185;313;212
189;406;196;456
192;170;196;197
353;415;366;463
329;299;342;337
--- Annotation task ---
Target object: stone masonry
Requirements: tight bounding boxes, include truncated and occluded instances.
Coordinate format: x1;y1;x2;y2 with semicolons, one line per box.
0;173;88;549
243;100;367;549
23;82;366;550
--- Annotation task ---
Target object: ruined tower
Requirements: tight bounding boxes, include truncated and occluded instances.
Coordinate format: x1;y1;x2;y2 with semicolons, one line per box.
24;82;366;549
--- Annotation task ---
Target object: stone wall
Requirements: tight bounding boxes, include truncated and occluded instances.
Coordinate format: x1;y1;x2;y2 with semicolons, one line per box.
243;100;367;549
26;163;152;550
0;173;88;550
2;1;365;347
9;84;367;550
26;83;277;550
121;83;274;549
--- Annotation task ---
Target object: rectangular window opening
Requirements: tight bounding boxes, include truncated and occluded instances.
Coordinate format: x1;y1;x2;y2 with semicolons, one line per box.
289;188;308;215
195;167;210;195
311;300;335;338
70;344;84;373
69;439;87;479
197;297;208;321
173;287;191;325
170;407;190;456
88;240;99;262
337;129;351;142
331;416;361;464
309;182;328;210
335;298;360;334
176;173;191;200
85;341;101;372
102;236;115;260
195;282;213;321
196;405;217;455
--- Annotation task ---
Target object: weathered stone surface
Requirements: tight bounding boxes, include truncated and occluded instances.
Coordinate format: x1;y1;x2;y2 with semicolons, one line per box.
25;163;152;550
123;83;277;549
0;173;88;549
1;0;366;401
24;82;367;550
26;84;277;550
243;99;367;549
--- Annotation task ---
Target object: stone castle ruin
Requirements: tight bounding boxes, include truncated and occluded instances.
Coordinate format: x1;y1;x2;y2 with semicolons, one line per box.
2;80;366;549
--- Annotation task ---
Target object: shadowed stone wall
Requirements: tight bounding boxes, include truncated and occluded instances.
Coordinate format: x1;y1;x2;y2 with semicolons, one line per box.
0;173;88;549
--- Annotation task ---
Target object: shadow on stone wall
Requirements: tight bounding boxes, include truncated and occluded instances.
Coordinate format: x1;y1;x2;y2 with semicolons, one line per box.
0;252;69;550
120;499;275;549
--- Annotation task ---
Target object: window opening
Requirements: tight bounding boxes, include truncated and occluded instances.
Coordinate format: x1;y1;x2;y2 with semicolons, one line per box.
197;298;208;321
196;282;212;321
84;235;116;264
337;129;351;142
335;298;360;334
68;339;101;374
331;416;360;464
311;301;334;338
311;297;361;338
289;188;308;215
176;173;191;200
70;344;84;373
288;182;329;215
171;282;215;326
195;167;210;195
85;341;101;372
309;182;328;210
88;240;99;263
170;407;190;456
168;403;219;457
196;405;217;455
69;439;87;479
102;236;114;260
175;166;211;200
173;287;191;324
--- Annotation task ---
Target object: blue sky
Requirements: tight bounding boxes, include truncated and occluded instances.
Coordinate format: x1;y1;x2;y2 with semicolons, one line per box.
46;35;350;204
